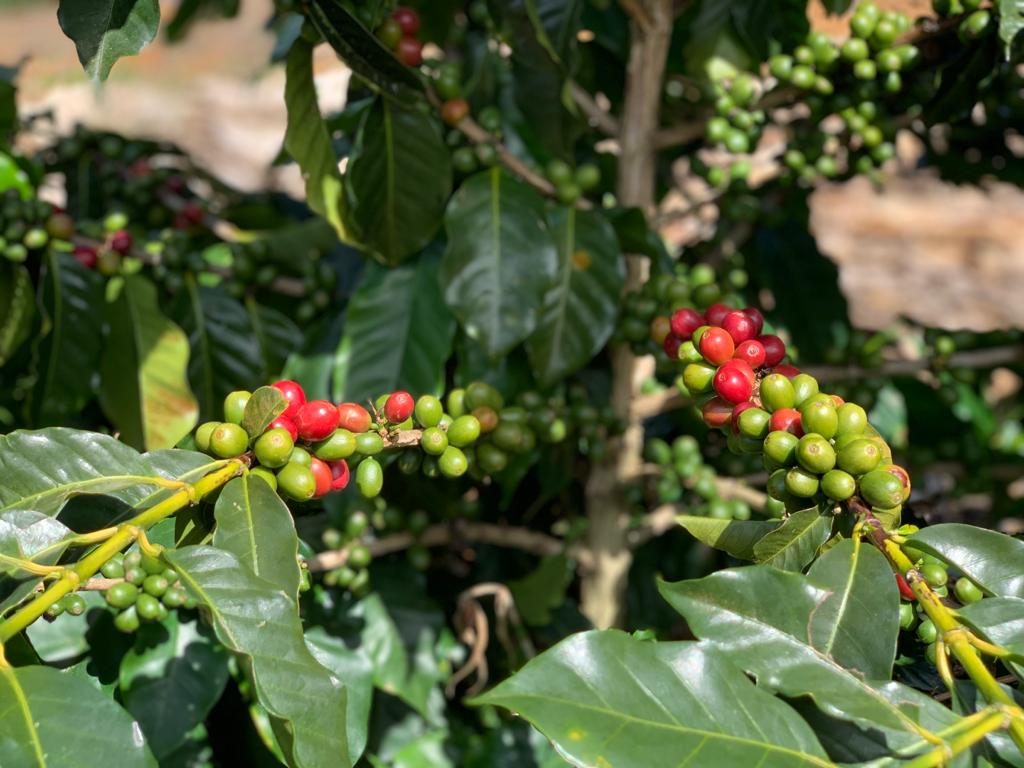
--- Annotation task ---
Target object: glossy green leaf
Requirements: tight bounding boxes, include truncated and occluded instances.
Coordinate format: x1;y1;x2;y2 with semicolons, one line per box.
240;385;288;439
806;538;899;680
345;99;452;265
284;39;350;241
333;246;455;403
29;252;105;426
173;282;263;422
165;545;349;768
305;628;374;762
0;664;155;766
525;208;623;385
57;0;161;82
213;476;302;601
0;510;73;577
910;524;1024;599
476;630;830;767
957;597;1024;681
441;169;557;357
119;614;229;761
100;276;199;451
0;261;34;367
509;554;572;626
752;507;832;571
677;515;781;561
998;0;1023;58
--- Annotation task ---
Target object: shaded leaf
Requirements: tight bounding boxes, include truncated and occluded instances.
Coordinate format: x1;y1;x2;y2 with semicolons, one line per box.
957;597;1024;681
24;591;104;662
57;0;161;81
240;385;288;439
305;627;374;762
100;276;199;451
248;300;302;379
752;507;831;571
476;630;830;768
508;554;573;626
607;207;671;270
998;0;1023;58
677;515;781;561
0;261;34;367
909;524;1024;599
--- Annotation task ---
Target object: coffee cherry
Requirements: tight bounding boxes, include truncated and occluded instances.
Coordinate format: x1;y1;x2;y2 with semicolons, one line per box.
759;374;796;412
954;578;984;604
452;147;477;174
269;415;299;441
376;17;402;49
441;99;470;126
296;400;339;441
136;593;163;621
821;469;856;501
223;390;251;424
899;602;915;628
737;407;771;439
414;395;443;428
836;438;882;475
662;334;682;359
650;317;672;346
883;464;912;502
722;311;757;344
313;429;356;461
699;327;736;365
209;423;248;458
355;432;384;455
356;458;383;498
477;443;509;474
858;468;905;508
328;459;350;491
309;457;333;497
101;556;125;579
254;427;295;468
251;467;278;490
701;397;734;429
272;380;306;420
835;403;868;436
773;363;801;378
114;606;141;633
791;374;820;407
397;37;423;66
383;391;415;424
438;446;469;477
575;164;601;191
921;563;948;587
786;467;820;498
140;551;164;575
162;587;187;609
713;359;755;404
195;421;219;452
392;6;420;35
278;462;317;501
337;402;372;433
447;415;481;447
124;566;146;586
917;618;938;644
110;229;133;253
142;574;169;597
105;582;140;609
797;434;837;474
764;430;800;468
800;400;839;439
704;303;732;327
769;408;803;436
670;308;704;339
734;339;766;368
682;360;717;393
842;38;870;62
72;245;98;269
421;426;449;455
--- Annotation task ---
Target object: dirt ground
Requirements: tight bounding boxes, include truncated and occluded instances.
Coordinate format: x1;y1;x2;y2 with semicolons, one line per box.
2;0;1022;331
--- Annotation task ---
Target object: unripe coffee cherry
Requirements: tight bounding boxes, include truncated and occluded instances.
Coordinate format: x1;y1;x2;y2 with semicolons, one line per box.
759;374;795;412
682;362;716;394
764;430;799;468
313;429;356;460
921;563;948;587
786;467;820;497
821;469;856;501
441;98;470;125
800;400;839;439
883;464;912;502
769;408;803;436
797;434;837;474
713;359;755;404
337;402;372;433
210;423;248;458
114;607;141;633
704;303;732;327
278;462;317;501
414;395;443;427
328;459;350;491
734;339;766;368
447;415;481;447
836;438;882;475
791;374;820;407
737;407;770;439
384;391;415;423
954;578;983;604
105;582;139;609
355;432;384;455
439;446;469;477
254;427;294;468
699;327;736;365
421;426;449;455
296;400;340;441
309;457;333;497
251;467;278;490
835;402;868;436
917;618;938;644
195;421;219;452
899;602;915;628
859;468;906;508
272;380;306;420
670;308;704;339
722;311;758;344
223;390;251;424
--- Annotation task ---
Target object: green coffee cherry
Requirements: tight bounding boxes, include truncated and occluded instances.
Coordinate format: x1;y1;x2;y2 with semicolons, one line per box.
447;415;481;447
356;458;384;498
764;430;800;468
255;427;295;467
136;593;163;621
223;390;251;424
791;375;820;407
858;468;905;508
835;403;868;436
209;423;248;458
785;467;820;498
114;606;141;633
415;395;443;427
278;462;317;501
124;566;146;586
162;587;187;608
837;438;882;475
954;578;983;604
921;563;948;587
477;443;509;474
899;602;915;629
917;618;938;644
800;400;838;439
759;374;796;412
195;421;219;452
250;467;278;490
101;557;125;579
311;429;354;461
738;408;771;439
105;582;140;609
682;362;716;394
439;446;469;478
355;432;384;456
796;434;837;474
447;388;467;418
421;426;449;456
821;469;856;501
140;552;164;575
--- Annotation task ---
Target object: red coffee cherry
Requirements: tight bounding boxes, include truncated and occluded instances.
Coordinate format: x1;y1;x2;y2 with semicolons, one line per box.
895;573;915;601
384;391;415;423
722;311;758;344
670;308;704;339
441;98;470;125
329;459;351;491
269;415;298;441
110;229;133;254
272;380;307;420
698;327;736;365
702;397;734;429
772;363;801;378
743;307;765;336
704;303;732;327
309;457;333;498
759;335;787;367
337;402;372;433
713;359;755;404
769;407;804;436
662;333;682;359
397;36;423;66
296;400;340;441
72;245;98;269
181;201;204;225
731;401;756;434
734;339;766;368
391;6;420;35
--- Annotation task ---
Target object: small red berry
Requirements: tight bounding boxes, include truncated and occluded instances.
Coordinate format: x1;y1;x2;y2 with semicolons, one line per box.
296;400;340;441
731;401;756;434
328;459;351;491
181;201;204;225
743;307;765;336
702;397;734;429
129;159;151;177
310;457;333;497
391;6;420;35
269;415;298;441
896;573;915;601
704;303;732;327
662;333;682;359
272;380;306;420
713;359;755;404
722;310;758;344
772;363;801;378
670;308;703;339
72;245;98;269
384;391;415;423
337;402;372;433
110;229;133;254
165;176;187;193
396;36;423;66
441;98;470;126
759;335;787;367
769;407;804;436
735;339;766;368
698;327;736;365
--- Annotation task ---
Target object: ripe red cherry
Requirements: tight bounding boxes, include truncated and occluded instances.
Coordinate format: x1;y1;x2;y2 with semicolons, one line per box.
396;36;423;66
384;391;414;423
110;229;133;254
391;6;420;35
72;245;98;269
895;573;915;601
670;308;703;340
296;400;339;441
731;401;756;434
272;380;306;420
181;201;204;225
698;327;735;365
742;307;765;336
269;415;298;441
769;407;804;436
734;339;766;368
662;333;682;359
441;98;470;125
722;311;757;344
713;359;755;404
310;457;333;498
704;303;732;327
328;459;350;491
772;363;801;378
759;334;787;367
337;402;372;433
702;397;734;429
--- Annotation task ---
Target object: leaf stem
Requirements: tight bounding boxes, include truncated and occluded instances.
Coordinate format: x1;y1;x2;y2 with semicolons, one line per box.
902;709;1009;768
0;555;66;577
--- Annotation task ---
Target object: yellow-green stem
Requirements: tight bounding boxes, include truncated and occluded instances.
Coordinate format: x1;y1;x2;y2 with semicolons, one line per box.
903;709;1008;768
0;460;241;645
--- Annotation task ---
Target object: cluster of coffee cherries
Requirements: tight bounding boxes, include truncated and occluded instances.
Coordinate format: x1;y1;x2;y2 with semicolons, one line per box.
375;6;423;67
98;550;195;633
543;160;602;206
665;302;912;517
644;434;755;520
0;190;72;264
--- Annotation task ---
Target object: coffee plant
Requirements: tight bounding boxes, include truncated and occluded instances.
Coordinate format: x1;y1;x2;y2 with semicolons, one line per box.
0;0;1023;765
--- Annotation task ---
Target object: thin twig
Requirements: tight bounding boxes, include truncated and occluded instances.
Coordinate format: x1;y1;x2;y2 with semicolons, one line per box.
569;81;619;137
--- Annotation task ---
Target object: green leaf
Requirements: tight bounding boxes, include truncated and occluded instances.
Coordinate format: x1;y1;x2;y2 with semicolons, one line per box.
998;0;1023;58
307;0;424;100
677;515;781;561
100;276;199;451
957;597;1024;681
0;664;156;766
441;169;557;357
24;591;104;662
806;538;899;680
752;507;832;571
476;630;830;768
164;545;350;768
119;614;229;761
0;510;73;576
240;385;288;439
248;300;302;379
284;39;350;241
345;99;452;265
173;282;263;422
525;208;623;385
508;554;573;626
909;524;1024;599
57;0;161;82
333;246;455;403
607;207;672;270
0;261;34;367
29;252;105;426
534;0;584;65
212;476;302;601
305;628;374;762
